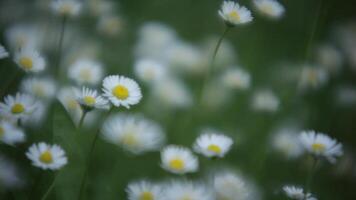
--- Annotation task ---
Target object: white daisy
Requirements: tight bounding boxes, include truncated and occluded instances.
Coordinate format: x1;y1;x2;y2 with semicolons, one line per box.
26;142;67;170
251;89;280;112
126;180;163;200
97;15;123;37
0;93;37;120
299;130;343;163
0;44;9;59
68;58;104;86
163;181;214;200
21;77;56;101
102;75;142;108
218;1;253;26
213;171;251;200
283;185;317;200
75;87;109;111
57;86;83;124
5;24;41;50
51;0;82;17
102;114;165;154
298;66;328;90
134;59;167;84
221;67;251;90
160;145;198;175
271;127;304;159
193;130;233;158
14;47;46;73
253;0;285;19
0;121;25;145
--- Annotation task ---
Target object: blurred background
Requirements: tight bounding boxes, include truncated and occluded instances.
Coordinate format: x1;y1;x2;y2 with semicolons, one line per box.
0;0;356;199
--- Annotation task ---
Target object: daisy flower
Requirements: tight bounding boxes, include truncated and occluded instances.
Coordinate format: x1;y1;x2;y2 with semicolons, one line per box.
97;15;123;37
14;47;45;73
163;181;214;200
126;180;163;200
102;114;165;154
0;44;9;59
160;145;198;175
0;93;37;120
75;87;109;111
218;1;253;26
193;130;233;158
0;121;25;145
213;171;253;200
220;67;251;90
57;86;82;123
134;59;167;84
283;185;317;200
21;77;56;101
271;127;304;159
26;142;67;170
251;89;280;112
253;0;285;19
5;24;41;50
298;65;328;90
68;58;104;86
102;75;142;108
299;130;343;163
51;0;82;17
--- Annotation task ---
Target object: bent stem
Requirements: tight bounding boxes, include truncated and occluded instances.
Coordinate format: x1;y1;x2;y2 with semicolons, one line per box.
305;156;319;194
77;107;113;200
40;172;59;200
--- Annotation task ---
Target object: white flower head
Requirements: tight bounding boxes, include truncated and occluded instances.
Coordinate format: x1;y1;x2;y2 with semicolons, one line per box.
21;77;56;101
51;0;82;17
283;185;317;200
193;130;233;158
134;59;167;84
102;114;165;154
57;86;83;124
213;171;252;200
254;0;285;19
160;145;198;175
298;66;328;90
0;93;37;120
271;127;304;159
251;89;280;112
163;181;214;200
219;1;253;26
102;75;142;108
0;121;25;145
126;180;163;200
299;130;343;163
97;15;123;37
221;67;251;90
26;142;68;170
68;58;104;86
75;87;109;111
14;47;46;73
0;44;9;59
5;24;41;50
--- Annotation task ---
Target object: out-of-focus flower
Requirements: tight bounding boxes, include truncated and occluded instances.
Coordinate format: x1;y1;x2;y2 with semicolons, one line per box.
315;44;343;75
68;58;104;86
5;24;41;50
75;87;109;111
219;1;253;26
220;67;251;90
283;185;317;200
336;22;356;70
251;89;279;112
163;181;214;200
57;86;83;123
22;101;49;127
193;130;233;158
298;66;328;91
271;127;304;159
0;93;37;120
0;120;25;145
0;156;24;189
201;38;237;69
0;44;9;59
14;47;46;73
299;130;343;163
134;59;167;84
102;75;142;108
253;0;285;19
21;77;56;101
102;114;165;154
97;15;123;37
161;145;198;175
334;85;356;106
51;0;82;17
126;180;163;200
26;142;68;170
88;0;116;17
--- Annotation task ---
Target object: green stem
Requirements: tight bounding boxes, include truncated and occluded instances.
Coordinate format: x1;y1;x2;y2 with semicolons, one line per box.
55;16;67;79
40;173;59;200
305;157;319;194
78;111;88;129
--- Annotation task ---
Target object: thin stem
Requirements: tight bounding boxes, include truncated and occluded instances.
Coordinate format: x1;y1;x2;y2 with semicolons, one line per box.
78;111;88;129
55;16;67;79
305;157;319;194
40;173;59;200
77;107;114;200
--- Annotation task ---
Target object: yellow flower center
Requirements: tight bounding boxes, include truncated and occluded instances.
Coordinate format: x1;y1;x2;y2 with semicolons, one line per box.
311;143;326;152
207;144;222;154
19;57;33;70
83;96;96;106
228;10;240;21
121;133;138;146
79;69;92;81
139;191;154;200
39;151;53;164
112;85;129;100
0;126;4;137
169;158;185;170
11;103;25;114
